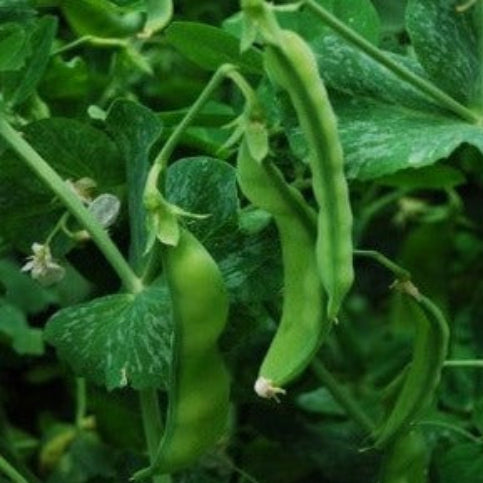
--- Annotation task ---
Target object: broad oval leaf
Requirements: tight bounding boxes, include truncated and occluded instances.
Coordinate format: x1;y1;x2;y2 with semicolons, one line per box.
165;21;263;74
166;156;238;243
406;0;478;104
44;282;172;390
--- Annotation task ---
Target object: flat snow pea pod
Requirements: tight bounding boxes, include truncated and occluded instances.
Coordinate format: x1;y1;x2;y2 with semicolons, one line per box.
60;0;144;38
132;229;230;479
372;283;449;449
262;29;354;321
237;137;328;399
380;429;428;483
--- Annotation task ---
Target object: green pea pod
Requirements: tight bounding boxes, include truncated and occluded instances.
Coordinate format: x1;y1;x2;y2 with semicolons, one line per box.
132;229;230;479
237;137;328;399
262;28;354;320
372;286;449;449
60;0;144;38
379;429;429;483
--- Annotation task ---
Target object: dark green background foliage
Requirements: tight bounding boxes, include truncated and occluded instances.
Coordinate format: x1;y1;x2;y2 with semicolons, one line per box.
1;0;483;482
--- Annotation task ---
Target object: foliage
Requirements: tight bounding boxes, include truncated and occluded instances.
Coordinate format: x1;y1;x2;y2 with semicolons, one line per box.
1;0;483;482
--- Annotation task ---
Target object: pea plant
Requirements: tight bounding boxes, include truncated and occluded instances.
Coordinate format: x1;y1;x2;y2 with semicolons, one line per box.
1;0;483;482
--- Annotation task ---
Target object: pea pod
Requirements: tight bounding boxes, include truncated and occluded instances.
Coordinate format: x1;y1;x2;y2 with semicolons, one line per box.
380;429;428;483
241;1;354;319
132;229;230;479
372;283;449;449
60;0;144;38
237;137;328;399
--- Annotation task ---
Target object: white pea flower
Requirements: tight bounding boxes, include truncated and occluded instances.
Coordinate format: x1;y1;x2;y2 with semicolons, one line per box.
21;243;65;286
88;193;121;229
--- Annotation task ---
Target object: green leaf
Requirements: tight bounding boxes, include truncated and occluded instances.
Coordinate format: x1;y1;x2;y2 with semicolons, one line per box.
0;301;44;355
296;387;346;416
44;281;172;390
0;118;124;248
406;0;478;104
225;0;380;45
377;165;466;189
1;16;57;106
217;225;282;304
0;258;57;313
143;0;173;35
0;23;28;72
39;56;89;100
106;100;162;273
287;95;483;180
165;21;263;74
166;157;239;243
0;0;36;22
311;34;438;112
436;443;483;483
45;431;116;483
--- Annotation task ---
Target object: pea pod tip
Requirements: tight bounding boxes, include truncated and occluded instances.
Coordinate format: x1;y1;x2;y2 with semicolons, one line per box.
254;376;287;401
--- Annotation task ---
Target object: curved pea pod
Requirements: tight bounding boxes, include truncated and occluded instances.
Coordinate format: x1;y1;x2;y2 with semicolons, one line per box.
132;229;230;479
379;429;429;483
60;0;144;38
237;138;328;399
263;29;354;321
372;286;449;449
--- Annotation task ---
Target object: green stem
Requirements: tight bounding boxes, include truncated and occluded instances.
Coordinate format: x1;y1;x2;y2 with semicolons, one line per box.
0;455;30;483
417;420;481;443
0;117;143;294
304;0;482;124
444;359;483;368
311;360;376;434
139;390;171;483
151;64;236;175
353;249;411;281
52;36;128;56
75;378;87;429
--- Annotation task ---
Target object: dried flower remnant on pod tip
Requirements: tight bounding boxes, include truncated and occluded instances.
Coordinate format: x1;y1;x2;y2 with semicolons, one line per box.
254;377;287;401
21;243;65;286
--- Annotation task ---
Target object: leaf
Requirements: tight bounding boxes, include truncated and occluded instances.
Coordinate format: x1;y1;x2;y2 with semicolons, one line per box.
143;0;173;35
287;95;483;180
0;301;44;355
0;118;124;249
165;21;263;74
1;16;57;106
45;431;116;483
0;258;56;313
106;100;162;272
311;34;439;112
0;0;36;22
377;165;466;189
0;23;28;72
406;0;478;104
224;0;380;45
296;387;346;416
436;443;483;483
165;157;239;243
39;56;89;100
44;281;173;390
216;225;282;304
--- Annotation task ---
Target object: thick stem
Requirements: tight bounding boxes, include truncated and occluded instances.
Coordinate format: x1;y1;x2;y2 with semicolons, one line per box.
304;0;482;124
139;390;171;483
0;455;30;483
311;360;376;434
0;117;143;294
